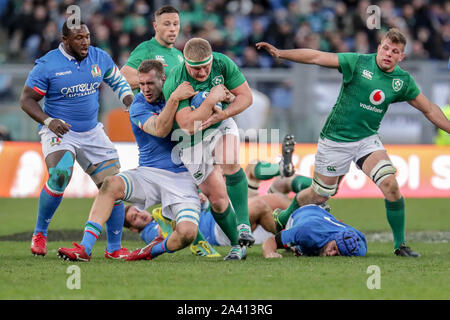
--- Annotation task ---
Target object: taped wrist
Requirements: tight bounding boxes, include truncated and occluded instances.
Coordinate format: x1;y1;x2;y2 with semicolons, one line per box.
43;117;54;127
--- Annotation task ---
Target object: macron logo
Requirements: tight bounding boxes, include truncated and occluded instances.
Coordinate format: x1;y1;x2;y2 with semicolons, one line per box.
56;70;72;76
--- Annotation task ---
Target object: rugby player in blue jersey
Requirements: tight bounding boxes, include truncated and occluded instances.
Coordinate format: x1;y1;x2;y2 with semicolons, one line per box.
124;193;291;252
57;59;209;261
262;205;367;258
20;21;134;259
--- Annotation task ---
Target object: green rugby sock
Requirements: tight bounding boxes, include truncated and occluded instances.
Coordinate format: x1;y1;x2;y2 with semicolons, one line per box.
211;205;239;246
226;168;250;227
276;196;300;228
193;229;206;245
291;176;312;193
385;197;406;250
253;161;280;180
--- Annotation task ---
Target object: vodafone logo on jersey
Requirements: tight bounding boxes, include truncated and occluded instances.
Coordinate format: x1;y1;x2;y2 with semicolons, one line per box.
369;89;385;105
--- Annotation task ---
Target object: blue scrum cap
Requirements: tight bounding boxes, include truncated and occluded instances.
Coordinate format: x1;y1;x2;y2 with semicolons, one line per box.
335;230;363;256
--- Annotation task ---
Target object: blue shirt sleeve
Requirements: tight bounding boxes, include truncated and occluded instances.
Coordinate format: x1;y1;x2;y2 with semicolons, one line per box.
99;49;115;78
25;59;49;95
129;97;157;129
140;221;160;244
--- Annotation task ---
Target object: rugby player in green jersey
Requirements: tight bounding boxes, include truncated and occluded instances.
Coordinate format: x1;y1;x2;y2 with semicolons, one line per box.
163;38;253;260
257;28;450;257
120;6;184;92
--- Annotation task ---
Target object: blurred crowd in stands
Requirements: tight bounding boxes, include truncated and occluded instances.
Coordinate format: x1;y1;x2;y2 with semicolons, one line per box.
0;0;449;68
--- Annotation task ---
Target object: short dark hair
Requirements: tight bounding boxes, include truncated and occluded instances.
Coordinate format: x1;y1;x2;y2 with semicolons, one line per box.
381;28;407;48
123;205;132;229
62;20;87;37
154;5;179;20
137;59;164;79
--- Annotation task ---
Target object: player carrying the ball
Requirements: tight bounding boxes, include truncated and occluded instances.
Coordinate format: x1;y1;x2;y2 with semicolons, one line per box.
257;28;450;257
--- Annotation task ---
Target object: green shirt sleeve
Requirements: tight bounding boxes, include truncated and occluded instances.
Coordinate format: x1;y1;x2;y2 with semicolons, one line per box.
162;71;190;112
397;74;421;102
337;52;360;84
125;42;148;70
218;53;246;90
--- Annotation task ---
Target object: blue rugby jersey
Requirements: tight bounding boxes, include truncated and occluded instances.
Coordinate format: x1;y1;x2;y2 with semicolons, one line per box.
129;93;187;173
281;205;367;256
25;44;115;132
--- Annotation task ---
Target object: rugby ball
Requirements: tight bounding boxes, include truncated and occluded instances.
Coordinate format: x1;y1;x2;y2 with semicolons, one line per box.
190;91;223;110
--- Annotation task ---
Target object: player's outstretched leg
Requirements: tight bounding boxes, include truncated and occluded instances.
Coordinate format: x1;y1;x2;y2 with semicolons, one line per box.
126;235;166;261
279;134;295;177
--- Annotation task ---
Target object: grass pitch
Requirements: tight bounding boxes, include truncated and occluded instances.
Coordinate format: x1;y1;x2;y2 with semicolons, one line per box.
0;197;449;300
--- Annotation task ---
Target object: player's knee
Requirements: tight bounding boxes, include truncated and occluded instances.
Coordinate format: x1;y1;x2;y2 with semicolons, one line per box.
370;159;397;186
99;175;124;199
222;163;240;176
47;168;72;193
379;175;401;199
47;155;74;194
176;222;198;245
310;175;338;200
208;193;229;212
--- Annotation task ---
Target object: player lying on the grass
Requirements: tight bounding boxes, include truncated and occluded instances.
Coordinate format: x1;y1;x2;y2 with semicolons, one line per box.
58;60;204;262
125;204;221;257
262;204;367;258
20;21;134;259
257;28;450;257
124;193;292;251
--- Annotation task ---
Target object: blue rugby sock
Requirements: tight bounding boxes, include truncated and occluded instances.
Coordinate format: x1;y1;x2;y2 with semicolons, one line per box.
105;201;125;253
150;238;174;258
81;221;102;255
33;185;63;236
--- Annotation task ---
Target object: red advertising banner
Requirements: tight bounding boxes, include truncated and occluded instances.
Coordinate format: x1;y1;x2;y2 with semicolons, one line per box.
0;141;449;198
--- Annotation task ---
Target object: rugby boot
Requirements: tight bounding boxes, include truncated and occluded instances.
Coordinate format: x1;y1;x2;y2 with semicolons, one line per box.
105;247;130;260
58;242;91;262
224;245;247;261
394;243;420;257
126;235;165;261
279;134;295;177
31;232;47;256
238;224;255;247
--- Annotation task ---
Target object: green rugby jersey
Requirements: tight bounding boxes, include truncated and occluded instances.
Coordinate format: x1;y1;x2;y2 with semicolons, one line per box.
125;37;184;93
320;53;420;142
163;52;246;146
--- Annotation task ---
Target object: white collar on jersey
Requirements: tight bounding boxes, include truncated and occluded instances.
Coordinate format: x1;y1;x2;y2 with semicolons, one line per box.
58;43;76;61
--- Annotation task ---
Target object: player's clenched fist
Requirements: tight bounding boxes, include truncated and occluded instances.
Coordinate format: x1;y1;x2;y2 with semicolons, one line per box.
47;118;71;138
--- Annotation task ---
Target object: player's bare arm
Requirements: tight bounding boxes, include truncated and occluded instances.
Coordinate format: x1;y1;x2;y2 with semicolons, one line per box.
122;94;134;112
201;82;252;130
262;236;283;258
176;84;227;135
256;42;339;68
120;65;140;90
408;93;450;134
19;85;71;138
143;81;196;137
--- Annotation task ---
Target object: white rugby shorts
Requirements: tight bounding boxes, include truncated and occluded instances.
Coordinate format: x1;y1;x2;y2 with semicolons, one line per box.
117;166;200;221
179;118;240;185
314;134;385;176
39;123;119;171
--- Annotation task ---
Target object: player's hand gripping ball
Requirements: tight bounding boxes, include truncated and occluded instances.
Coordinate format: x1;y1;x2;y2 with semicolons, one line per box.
190;91;223;110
